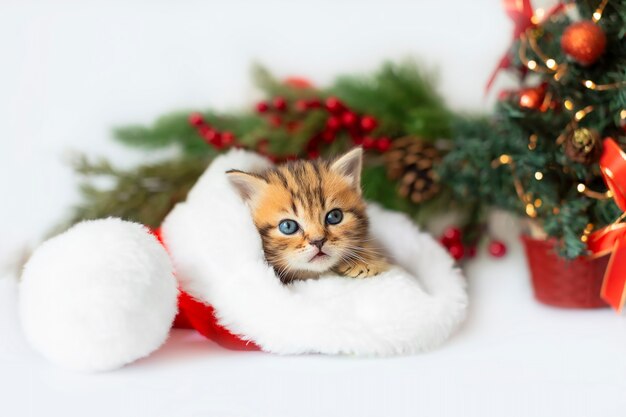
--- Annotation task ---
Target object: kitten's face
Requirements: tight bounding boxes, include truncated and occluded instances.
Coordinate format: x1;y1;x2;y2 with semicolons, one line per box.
227;148;368;281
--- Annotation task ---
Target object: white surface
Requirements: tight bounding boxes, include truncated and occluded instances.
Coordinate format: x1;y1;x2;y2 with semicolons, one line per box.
2;237;626;417
1;1;624;416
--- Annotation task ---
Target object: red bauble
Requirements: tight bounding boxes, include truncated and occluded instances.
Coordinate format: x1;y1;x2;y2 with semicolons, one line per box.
188;112;204;126
256;101;270;113
360;116;378;132
325;97;344;114
448;243;465;260
561;21;606;66
376;137;392;152
518;86;546;110
488;240;507;258
441;227;462;245
273;97;287;111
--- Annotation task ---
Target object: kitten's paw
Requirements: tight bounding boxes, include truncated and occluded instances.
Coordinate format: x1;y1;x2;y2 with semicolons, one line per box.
335;260;388;278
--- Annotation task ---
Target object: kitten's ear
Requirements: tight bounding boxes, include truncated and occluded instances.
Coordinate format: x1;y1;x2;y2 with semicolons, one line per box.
226;170;267;204
330;147;363;192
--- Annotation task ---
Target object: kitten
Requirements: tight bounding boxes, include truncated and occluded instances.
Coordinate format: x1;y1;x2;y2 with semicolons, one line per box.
226;148;389;283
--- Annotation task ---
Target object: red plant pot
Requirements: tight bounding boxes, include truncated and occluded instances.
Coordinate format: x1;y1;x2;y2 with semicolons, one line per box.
521;235;609;309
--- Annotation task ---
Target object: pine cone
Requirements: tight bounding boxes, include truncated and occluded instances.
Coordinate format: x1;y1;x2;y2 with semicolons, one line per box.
384;136;441;204
564;128;602;164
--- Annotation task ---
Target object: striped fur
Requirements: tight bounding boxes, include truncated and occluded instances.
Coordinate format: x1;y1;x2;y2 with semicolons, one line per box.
227;148;388;283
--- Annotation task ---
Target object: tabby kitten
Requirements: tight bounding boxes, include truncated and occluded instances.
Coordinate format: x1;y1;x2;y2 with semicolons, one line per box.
226;148;389;283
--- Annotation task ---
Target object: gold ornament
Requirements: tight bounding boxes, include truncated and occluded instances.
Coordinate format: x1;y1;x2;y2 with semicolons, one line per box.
564;128;602;164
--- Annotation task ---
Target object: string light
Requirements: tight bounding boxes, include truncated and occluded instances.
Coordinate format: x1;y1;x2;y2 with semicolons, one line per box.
576;183;613;200
564;99;574;111
584;80;596;89
527;60;538;70
528;133;538;150
592;0;609;23
573;106;594;121
545;59;557;69
582;80;626;91
534;171;543;180
526;203;537;218
581;223;595;243
534;198;543;207
621;110;626;119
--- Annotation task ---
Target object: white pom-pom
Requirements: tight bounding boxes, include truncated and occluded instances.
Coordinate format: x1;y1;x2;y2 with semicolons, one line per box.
19;218;177;372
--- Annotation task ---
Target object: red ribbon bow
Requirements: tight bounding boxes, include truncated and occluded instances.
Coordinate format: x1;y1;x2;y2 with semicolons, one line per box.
587;138;626;312
486;0;565;93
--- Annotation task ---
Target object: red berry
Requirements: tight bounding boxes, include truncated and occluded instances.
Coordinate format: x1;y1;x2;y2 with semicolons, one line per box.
210;132;223;146
376;137;391;152
284;77;313;89
362;136;376;149
360;116;377;132
286;121;300;132
341;111;358;127
273;97;287;111
488;240;507;258
306;136;321;151
269;115;282;127
256;101;270;113
322;130;336;143
442;227;462;245
188;112;205;126
325;116;341;131
221;132;235;146
202;128;218;142
448;243;465;260
256;139;269;154
295;99;308;112
307;150;320;159
352;136;364;145
325;97;344;114
307;99;322;109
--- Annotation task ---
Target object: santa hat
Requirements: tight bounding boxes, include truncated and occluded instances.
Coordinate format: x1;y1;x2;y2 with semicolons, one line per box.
19;150;468;371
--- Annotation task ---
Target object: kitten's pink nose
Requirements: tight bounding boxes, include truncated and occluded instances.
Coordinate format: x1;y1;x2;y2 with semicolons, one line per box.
310;238;327;250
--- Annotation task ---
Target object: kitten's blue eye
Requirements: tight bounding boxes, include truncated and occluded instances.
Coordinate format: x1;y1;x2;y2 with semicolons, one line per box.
325;209;343;225
278;219;299;235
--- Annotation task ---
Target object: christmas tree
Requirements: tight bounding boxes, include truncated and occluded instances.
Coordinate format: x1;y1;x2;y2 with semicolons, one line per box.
440;0;626;258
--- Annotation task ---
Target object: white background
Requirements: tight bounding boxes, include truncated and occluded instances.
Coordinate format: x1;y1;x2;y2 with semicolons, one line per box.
1;1;625;417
